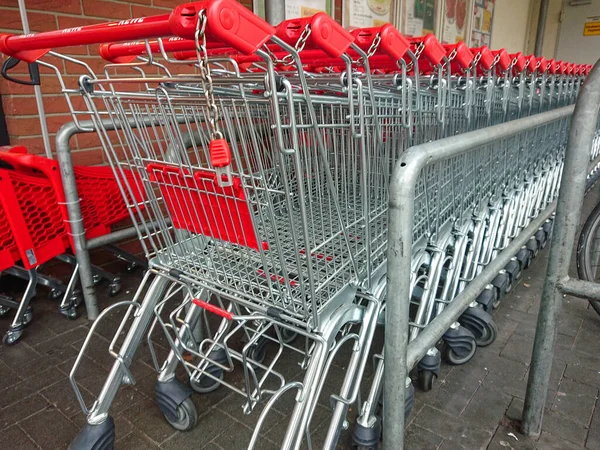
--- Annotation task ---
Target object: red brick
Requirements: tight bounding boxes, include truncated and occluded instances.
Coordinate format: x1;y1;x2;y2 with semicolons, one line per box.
70;149;106;166
0;9;57;33
152;0;184;7
131;4;170;17
6;113;72;136
0;74;78;95
57;15;105;30
17;0;82;14
128;0;153;4
2;94;71;115
82;0;131;20
9;134;55;154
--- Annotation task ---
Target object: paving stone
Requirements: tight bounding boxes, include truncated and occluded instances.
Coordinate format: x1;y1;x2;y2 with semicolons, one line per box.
18;405;78;450
537;431;587;450
554;346;600;372
480;355;528;399
212;423;277;450
118;396;178;444
564;363;600;388
546;359;567;391
558;313;584;337
0;366;63;408
214;392;284;434
0;424;39;449
0;394;50;428
420;362;488;416
460;385;512;431
540;409;588;446
500;333;534;365
115;431;160;450
413;405;493;449
404;424;444;449
487;425;536;450
551;378;598;426
162;409;233;449
40;377;95;419
584;397;600;449
67;410;135;443
574;328;600;357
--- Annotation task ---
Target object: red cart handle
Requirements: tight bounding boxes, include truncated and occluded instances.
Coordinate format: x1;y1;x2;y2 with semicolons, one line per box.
275;13;354;58
469;46;494;71
351;24;410;61
443;42;474;70
536;56;548;73
491;49;511;72
99;37;227;63
408;34;445;66
546;58;557;74
508;52;526;74
0;0;274;63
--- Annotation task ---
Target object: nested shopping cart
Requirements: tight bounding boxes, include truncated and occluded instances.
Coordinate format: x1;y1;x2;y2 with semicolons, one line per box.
0;147;144;342
0;3;401;449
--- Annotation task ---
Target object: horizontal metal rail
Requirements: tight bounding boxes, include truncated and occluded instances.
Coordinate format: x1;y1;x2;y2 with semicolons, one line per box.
384;104;574;449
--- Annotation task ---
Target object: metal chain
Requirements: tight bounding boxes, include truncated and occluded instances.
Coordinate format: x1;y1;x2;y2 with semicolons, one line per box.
280;24;312;66
406;41;425;72
195;10;222;140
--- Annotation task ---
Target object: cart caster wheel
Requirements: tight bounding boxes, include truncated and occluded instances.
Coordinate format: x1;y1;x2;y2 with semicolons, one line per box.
531;232;543;256
64;306;78;320
352;418;381;450
416;349;440;392
108;282;121;297
190;368;224;394
492;271;510;306
516;247;531;270
126;262;138;273
442;324;477;365
504;258;521;292
418;368;436;391
163;397;197;431
0;305;10;316
249;337;268;364
48;289;61;300
3;328;23;346
475;285;496;312
22;307;33;327
70;416;115;450
542;220;553;245
280;328;298;344
459;307;497;347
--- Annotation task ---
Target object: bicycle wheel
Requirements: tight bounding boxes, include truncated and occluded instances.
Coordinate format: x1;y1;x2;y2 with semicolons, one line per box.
576;200;600;315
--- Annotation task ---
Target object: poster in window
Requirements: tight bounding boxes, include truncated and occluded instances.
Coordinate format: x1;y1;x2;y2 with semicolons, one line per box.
253;0;333;20
471;0;494;46
441;0;471;44
404;0;437;36
343;0;393;30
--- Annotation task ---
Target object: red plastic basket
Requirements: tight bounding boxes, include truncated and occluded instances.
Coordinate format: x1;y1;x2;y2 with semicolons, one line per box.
0;203;20;272
0;148;145;241
0;168;70;269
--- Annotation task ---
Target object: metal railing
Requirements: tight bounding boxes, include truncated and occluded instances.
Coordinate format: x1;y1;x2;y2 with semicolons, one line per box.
383;104;577;448
522;60;600;437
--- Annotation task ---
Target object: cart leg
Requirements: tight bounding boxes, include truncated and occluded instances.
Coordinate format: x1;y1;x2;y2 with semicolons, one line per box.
70;274;169;450
3;269;37;346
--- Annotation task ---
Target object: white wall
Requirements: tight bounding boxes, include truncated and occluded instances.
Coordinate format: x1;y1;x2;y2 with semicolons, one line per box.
490;0;533;53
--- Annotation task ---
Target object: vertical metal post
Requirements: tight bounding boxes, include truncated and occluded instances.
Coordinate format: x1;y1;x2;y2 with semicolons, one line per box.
383;152;426;450
522;60;600;436
534;0;550;57
17;0;52;158
56;123;99;320
265;0;285;25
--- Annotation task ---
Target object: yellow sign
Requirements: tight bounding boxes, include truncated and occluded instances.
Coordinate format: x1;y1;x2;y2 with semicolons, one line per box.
584;20;600;36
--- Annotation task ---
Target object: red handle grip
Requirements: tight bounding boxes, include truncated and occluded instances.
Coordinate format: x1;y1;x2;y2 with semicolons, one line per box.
192;298;233;320
408;34;445;66
509;52;526;73
470;46;494;71
99;37;226;63
546;58;557;74
275;13;353;58
492;49;510;72
536;56;548;73
0;0;274;63
444;42;473;69
351;24;410;61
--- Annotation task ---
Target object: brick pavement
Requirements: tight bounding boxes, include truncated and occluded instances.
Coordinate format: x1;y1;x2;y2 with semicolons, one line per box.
2;205;600;449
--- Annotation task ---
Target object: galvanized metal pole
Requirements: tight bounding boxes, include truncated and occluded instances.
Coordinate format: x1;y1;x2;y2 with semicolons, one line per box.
17;0;52;158
534;0;549;57
522;60;600;437
265;0;285;25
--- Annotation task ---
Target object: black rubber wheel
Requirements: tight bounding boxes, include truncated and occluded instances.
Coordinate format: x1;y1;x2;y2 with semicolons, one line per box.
466;319;498;347
249;338;268;364
190;368;224;394
577;200;600;315
280;328;298;344
163;397;198;431
3;329;22;346
442;342;477;365
22;309;33;327
48;289;62;300
418;369;436;392
108;283;121;298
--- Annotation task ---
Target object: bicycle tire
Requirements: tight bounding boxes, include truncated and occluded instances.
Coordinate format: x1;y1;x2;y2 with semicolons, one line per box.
576;200;600;315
